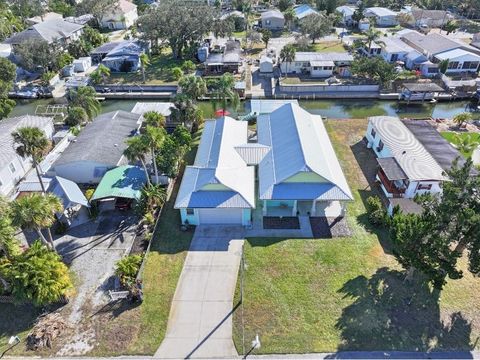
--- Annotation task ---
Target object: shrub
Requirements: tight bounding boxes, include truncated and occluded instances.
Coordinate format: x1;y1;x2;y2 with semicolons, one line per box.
366;195;387;226
115;255;142;287
66;106;88;126
181;60;196;73
85;188;95;201
170;67;184;81
41;71;56;86
58;53;74;69
143;212;155;226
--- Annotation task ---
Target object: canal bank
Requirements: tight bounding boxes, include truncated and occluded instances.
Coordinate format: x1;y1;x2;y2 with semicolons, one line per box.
7;98;480;120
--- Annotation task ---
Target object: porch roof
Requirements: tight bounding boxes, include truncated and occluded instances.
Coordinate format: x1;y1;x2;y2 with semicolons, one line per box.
377;157;407;180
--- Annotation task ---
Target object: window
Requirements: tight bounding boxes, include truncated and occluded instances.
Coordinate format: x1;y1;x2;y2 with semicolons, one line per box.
377;139;384;152
417;183;432;190
370;128;376;138
8;162;16;173
447;61;459;69
462;61;479;70
295;62;302;67
391;53;399;62
93;166;108;178
186;208;194;215
427;67;438;74
266;19;271;25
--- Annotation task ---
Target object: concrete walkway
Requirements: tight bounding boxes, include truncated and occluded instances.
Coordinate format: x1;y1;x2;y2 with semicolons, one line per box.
155;226;245;359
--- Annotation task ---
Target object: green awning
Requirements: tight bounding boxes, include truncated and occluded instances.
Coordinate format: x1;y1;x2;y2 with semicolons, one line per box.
91;165;147;201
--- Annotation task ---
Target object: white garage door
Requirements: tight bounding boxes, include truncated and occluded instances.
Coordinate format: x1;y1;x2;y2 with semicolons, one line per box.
198;208;243;224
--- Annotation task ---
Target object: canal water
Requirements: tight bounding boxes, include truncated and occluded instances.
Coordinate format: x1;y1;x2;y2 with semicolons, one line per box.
8;98;480;120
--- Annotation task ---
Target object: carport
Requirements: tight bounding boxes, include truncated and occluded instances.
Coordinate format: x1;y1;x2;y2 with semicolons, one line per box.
90;165;147;211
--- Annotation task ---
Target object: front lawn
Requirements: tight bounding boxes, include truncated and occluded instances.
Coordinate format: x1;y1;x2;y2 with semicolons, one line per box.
441;131;480;158
294;41;347;53
105;50;194;86
232;119;480;354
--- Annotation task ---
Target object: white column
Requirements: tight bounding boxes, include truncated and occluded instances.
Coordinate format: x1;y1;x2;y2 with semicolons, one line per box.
311;200;316;216
292;200;298;216
263;200;267;215
341;202;346;217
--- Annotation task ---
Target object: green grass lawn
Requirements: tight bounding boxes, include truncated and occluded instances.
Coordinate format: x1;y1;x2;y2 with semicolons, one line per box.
294;41;347;53
105;49;194;86
232;119;480;354
441;131;480;158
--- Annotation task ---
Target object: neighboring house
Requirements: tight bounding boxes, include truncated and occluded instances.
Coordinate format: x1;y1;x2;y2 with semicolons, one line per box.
90;41;125;64
131;102;181;132
175;102;353;225
261;10;285;31
379;37;415;63
280;52;354;77
257;103;353;217
26;12;63;25
204;40;242;75
101;40;144;72
100;0;138;30
365;116;445;202
0;115;54;197
336;6;355;26
174;116;256;226
363;7;398;27
401;32;480;74
50;111;143;184
4;19;84;51
293;4;318;20
434;49;480;74
408;8;453;28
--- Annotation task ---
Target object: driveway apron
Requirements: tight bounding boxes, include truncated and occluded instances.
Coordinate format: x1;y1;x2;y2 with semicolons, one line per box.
155;225;245;359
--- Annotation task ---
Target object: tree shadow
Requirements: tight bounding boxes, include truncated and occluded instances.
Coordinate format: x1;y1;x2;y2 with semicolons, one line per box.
335;267;474;353
350;139;393;253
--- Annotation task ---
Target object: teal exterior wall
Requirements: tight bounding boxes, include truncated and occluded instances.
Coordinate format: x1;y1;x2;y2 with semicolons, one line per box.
242;209;252;226
180;208;199;225
266;200;295;208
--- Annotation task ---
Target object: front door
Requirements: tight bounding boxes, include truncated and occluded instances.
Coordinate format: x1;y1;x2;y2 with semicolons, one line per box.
297;201;314;216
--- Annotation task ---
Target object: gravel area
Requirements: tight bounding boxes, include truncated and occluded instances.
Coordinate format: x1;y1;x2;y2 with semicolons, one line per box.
53;211;138;355
309;217;351;238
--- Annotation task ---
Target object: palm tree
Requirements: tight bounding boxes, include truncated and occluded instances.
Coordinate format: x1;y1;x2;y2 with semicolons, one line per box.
280;44;296;79
143;126;166;184
454;133;480;156
283;7;295;30
143;111;166;127
10;193;63;250
68;86;101;120
124;136;152;187
443;20;458;35
12;127;50;194
171;94;204;131
453;112;473;128
364;28;383;55
4;240;72;306
210;73;240;115
179;75;207;100
90;64;111;85
139;53;150;84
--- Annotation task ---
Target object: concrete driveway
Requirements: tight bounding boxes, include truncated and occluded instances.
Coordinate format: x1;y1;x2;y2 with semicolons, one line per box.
155;225;245;359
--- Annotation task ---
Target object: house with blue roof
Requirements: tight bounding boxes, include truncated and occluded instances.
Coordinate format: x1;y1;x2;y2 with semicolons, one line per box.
174;102;353;226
